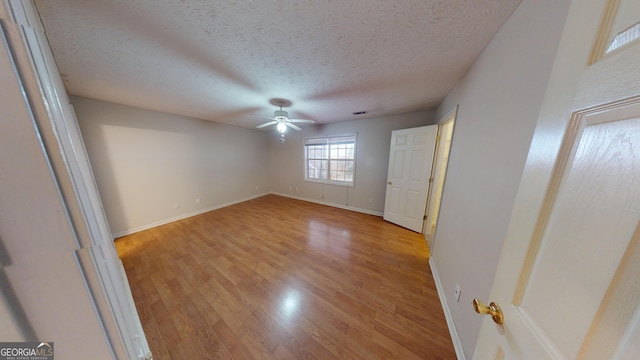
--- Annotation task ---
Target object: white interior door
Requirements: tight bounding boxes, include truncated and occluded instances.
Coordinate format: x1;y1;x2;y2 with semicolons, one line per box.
474;1;640;359
383;125;438;232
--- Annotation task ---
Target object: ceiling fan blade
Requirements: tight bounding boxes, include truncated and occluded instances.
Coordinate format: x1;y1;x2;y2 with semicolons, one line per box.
289;119;315;123
285;122;302;131
256;120;278;128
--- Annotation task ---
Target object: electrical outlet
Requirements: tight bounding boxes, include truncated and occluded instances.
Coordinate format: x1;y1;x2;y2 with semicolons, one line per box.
195;198;201;204
454;284;461;302
174;202;180;209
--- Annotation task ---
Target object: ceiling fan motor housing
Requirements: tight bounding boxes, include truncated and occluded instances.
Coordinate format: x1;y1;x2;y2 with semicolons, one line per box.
274;109;288;120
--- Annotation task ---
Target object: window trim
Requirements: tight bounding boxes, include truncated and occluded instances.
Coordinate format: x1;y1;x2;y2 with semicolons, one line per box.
303;134;357;187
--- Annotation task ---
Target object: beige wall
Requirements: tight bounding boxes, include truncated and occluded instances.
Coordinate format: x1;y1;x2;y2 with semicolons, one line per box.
268;111;435;214
431;0;571;357
73;96;270;236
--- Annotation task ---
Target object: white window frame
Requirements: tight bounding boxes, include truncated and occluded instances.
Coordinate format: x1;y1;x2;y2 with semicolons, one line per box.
304;134;357;187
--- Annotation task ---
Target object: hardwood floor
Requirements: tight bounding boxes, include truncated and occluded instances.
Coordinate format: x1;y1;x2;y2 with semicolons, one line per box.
115;195;456;359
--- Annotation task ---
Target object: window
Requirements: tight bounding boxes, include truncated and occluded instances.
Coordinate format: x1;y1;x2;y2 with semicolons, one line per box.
304;135;356;186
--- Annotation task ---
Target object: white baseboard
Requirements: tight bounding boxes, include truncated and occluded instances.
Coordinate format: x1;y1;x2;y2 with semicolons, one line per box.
430;258;467;360
112;192;270;238
270;192;384;217
112;191;383;238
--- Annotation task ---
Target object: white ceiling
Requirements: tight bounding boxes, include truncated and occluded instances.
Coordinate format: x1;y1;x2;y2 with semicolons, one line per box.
34;0;521;129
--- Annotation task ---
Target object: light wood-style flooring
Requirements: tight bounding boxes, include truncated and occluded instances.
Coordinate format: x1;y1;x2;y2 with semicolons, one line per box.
115;194;456;359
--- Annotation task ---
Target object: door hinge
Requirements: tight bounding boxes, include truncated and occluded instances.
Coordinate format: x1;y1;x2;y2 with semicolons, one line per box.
423;215;428;220
429;177;434;183
436;135;441;142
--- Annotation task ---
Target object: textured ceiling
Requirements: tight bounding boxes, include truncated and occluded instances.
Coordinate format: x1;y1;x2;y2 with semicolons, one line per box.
35;0;521;129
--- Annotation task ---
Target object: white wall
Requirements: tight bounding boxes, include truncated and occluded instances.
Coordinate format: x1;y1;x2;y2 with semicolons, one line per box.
268;111;435;214
430;0;571;357
73;96;270;236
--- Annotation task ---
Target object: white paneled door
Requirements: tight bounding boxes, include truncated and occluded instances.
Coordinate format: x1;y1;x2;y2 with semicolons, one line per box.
474;0;640;358
383;125;438;232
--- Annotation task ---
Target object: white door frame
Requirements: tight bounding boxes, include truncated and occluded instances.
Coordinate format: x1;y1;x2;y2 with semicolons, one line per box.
423;107;457;253
2;1;150;358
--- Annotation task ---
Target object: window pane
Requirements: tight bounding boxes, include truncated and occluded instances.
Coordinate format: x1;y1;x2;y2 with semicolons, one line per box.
333;160;339;170
308;160;329;180
314;159;326;170
306;144;330;160
345;160;353;171
344;171;353;182
307;162;315;179
330;160;354;182
329;142;354;160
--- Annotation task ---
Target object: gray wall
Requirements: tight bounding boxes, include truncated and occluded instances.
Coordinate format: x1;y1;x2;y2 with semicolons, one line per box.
268;111;435;214
430;0;571;357
73;96;270;236
75;96;433;234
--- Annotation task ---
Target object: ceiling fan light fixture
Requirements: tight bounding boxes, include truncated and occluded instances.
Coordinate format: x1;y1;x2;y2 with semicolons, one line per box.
256;98;314;132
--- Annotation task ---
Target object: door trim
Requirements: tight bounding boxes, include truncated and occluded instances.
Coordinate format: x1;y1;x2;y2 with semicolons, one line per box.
423;105;457;253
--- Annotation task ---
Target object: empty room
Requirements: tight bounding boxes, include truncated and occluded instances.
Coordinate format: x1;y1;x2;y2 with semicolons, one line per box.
2;0;640;359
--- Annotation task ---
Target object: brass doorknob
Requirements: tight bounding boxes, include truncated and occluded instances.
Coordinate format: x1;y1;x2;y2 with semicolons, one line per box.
473;299;504;325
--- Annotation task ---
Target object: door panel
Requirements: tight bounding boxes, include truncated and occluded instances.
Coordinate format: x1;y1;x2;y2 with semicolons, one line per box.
389;187;401;212
521;109;640;358
475;0;640;358
498;102;640;359
393;151;406;178
410;150;426;180
384;125;437;232
405;190;420;219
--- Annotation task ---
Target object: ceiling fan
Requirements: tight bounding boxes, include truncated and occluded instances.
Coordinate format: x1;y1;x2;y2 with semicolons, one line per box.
256;99;315;133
